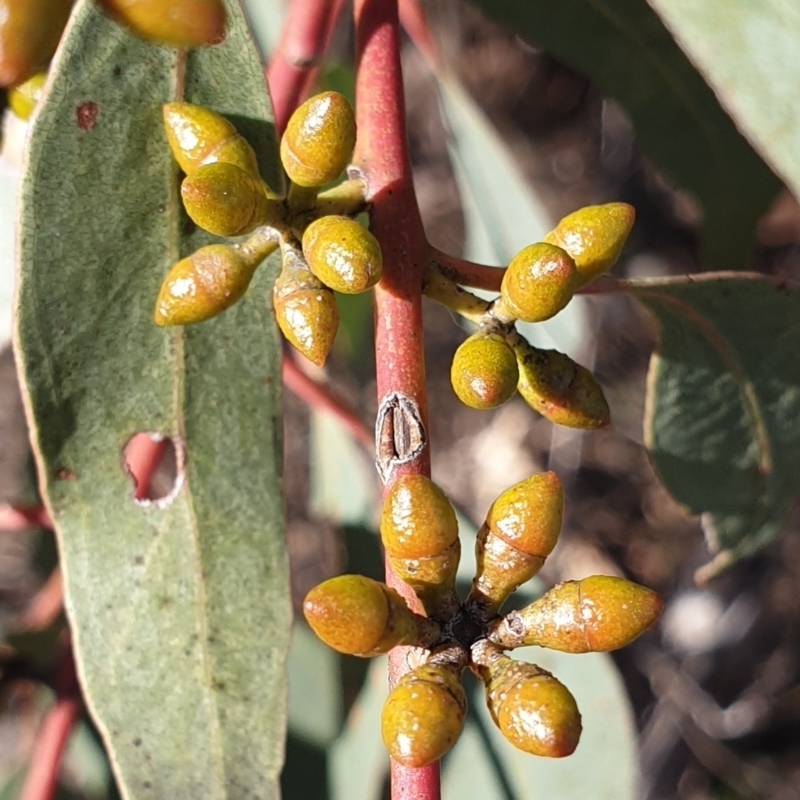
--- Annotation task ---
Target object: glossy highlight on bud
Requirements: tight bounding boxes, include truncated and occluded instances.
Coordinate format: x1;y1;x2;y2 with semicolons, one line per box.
543;203;635;286
468;472;563;615
280;91;357;187
8;71;45;120
450;333;518;410
154;243;258;326
98;0;226;48
163;102;259;178
381;662;466;767
273;265;339;368
303;574;436;657
500;242;579;323
302;215;383;294
515;341;610;429
380;475;459;560
478;652;581;758
490;576;663;653
381;475;461;616
181;162;278;237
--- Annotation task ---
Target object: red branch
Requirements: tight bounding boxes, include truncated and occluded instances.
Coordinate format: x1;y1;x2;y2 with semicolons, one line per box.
266;0;343;134
397;0;439;67
354;1;439;798
0;504;52;530
427;245;504;292
19;646;82;800
281;353;373;449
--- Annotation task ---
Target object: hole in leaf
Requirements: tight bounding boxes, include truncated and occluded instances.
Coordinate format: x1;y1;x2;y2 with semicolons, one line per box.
122;433;184;508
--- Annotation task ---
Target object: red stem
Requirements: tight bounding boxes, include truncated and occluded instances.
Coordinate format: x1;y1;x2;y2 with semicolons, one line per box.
397;0;439;67
428;244;504;292
19;646;82;800
18;568;63;632
353;1;439;798
281;352;373;449
266;0;343;134
0;504;52;530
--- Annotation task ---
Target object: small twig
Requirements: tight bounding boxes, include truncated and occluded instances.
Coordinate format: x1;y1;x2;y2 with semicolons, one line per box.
0;504;52;531
17;568;63;632
423;267;490;324
428;245;504;292
19;644;82;800
397;0;439;68
266;0;344;134
281;352;373;449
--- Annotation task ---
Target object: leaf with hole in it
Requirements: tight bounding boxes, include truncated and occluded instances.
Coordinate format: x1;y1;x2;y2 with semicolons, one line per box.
625;274;800;580
14;2;289;799
465;0;780;271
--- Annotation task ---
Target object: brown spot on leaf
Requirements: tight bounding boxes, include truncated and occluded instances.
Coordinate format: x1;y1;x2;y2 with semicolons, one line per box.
76;102;98;130
55;468;75;481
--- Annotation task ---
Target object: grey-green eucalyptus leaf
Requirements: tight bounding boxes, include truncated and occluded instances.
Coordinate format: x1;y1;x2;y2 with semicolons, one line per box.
628;274;800;580
14;2;290;799
465;0;781;271
645;0;800;206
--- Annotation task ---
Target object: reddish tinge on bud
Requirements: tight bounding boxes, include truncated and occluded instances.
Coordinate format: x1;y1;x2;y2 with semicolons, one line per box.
381;661;466;767
303;574;439;657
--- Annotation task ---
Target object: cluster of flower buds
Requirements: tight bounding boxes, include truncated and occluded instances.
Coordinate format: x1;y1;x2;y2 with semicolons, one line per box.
438;202;635;430
155;90;381;367
303;471;663;767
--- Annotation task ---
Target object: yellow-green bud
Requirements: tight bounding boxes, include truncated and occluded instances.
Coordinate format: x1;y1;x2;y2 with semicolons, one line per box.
153;243;258;326
489;576;663;653
8;71;46;120
499;242;579;323
477;651;581;758
181;162;279;237
381;662;466;767
280;91;357;187
514;340;610;430
302;215;382;294
98;0;226;48
450;332;518;410
468;472;563;615
303;574;439;657
162;102;260;178
543;203;635;286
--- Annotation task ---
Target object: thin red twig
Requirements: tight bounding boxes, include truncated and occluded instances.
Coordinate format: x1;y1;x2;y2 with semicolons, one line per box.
19;645;82;800
397;0;439;67
354;1;439;798
0;504;52;530
266;0;344;134
427;244;504;292
281;352;373;449
18;568;63;632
